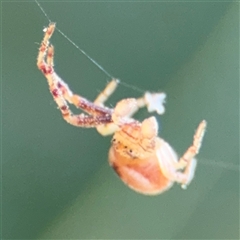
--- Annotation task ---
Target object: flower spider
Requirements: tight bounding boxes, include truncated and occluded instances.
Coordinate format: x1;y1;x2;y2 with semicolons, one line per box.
37;23;207;195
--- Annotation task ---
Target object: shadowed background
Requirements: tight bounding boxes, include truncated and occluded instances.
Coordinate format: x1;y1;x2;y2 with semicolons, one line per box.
2;1;239;239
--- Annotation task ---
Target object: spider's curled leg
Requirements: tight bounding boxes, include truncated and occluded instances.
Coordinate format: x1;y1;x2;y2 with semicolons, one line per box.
37;23;113;127
177;120;207;170
37;22;55;75
157;120;207;188
94;79;119;106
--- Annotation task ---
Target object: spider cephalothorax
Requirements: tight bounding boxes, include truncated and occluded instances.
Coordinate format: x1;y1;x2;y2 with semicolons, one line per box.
37;22;207;195
111;115;158;159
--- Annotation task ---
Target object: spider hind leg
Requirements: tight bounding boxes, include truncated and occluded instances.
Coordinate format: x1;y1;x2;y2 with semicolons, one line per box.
157;120;207;188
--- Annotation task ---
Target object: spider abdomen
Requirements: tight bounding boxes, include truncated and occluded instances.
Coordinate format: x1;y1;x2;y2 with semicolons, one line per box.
108;146;173;195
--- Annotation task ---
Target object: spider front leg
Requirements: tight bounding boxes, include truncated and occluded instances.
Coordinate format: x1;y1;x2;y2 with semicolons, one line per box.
157;120;207;188
37;23;112;127
46;45;112;117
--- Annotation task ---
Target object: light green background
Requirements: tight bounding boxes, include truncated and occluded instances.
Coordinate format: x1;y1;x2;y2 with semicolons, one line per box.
2;1;239;239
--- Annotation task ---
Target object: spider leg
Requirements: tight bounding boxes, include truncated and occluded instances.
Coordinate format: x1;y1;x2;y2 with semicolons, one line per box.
37;23;112;127
177;120;207;170
94;79;120;135
158;149;197;188
46;44;112;116
157;120;207;188
47;43;116;116
93;78;148;115
112;92;166;119
93;78;166;117
94;79;119;106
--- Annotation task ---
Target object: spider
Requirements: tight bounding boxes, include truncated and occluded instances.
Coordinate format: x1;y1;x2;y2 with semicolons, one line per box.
37;22;207;195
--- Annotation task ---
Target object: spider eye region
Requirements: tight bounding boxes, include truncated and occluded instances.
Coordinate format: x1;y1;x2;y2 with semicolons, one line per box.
112;136;138;159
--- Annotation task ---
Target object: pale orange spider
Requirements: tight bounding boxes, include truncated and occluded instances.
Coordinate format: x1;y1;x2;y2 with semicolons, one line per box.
37;23;207;195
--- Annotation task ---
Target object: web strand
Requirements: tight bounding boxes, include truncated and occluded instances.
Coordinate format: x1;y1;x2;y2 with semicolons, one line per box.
200;159;239;172
35;0;145;93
